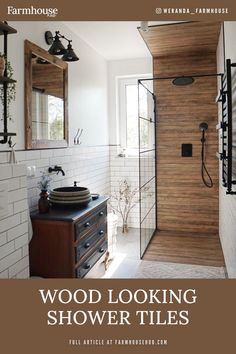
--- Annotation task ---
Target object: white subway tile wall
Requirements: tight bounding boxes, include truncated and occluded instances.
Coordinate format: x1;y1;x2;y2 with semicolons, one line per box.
109;147;156;228
0;164;29;279
109;147;140;228
0;145;110;279
0;144;142;278
15;145;110;211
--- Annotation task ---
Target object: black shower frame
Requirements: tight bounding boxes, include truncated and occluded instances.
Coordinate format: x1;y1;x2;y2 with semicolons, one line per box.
138;73;222;258
138;79;157;258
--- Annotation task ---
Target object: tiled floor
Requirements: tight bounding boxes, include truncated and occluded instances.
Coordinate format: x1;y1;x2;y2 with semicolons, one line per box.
102;228;141;278
86;228;226;279
86;228;141;278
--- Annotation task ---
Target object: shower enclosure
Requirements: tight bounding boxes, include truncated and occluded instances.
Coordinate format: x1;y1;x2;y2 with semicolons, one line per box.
138;79;157;257
138;73;222;258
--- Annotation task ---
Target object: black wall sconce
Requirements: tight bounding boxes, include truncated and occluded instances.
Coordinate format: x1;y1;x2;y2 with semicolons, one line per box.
45;31;79;62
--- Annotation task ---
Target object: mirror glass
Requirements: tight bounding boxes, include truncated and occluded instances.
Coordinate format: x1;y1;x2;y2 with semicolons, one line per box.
32;57;64;141
25;40;68;149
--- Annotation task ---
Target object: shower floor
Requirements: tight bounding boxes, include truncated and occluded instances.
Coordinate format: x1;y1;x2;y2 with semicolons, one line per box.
143;230;225;267
86;228;225;278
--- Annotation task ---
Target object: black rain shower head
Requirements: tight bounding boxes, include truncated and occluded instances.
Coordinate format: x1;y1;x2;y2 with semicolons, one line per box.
172;76;194;86
199;122;208;131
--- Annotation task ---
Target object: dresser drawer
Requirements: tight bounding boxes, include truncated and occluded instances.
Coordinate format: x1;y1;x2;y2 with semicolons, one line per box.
76;240;108;278
75;223;107;261
74;205;107;241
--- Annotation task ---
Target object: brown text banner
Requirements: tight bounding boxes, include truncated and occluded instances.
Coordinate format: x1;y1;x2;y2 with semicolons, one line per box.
0;0;235;20
0;279;235;354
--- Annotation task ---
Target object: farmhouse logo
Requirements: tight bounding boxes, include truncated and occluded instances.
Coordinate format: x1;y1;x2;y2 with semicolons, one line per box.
7;5;58;17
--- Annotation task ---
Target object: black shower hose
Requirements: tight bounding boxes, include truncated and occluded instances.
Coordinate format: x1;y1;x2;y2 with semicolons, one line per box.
201;131;213;188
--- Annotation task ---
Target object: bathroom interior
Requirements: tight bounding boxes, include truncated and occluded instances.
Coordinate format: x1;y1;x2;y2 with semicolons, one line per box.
0;20;236;279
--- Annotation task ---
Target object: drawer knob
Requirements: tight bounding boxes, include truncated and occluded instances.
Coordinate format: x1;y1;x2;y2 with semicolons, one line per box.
84;264;91;270
99;211;104;216
99;230;104;235
84;222;90;228
99;248;105;253
84;242;90;248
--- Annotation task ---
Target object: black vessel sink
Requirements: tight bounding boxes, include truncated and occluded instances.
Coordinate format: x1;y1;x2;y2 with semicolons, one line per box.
53;187;88;193
49;186;92;207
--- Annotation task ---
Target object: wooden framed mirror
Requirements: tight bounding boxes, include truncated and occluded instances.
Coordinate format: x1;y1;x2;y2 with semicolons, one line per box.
25;40;68;149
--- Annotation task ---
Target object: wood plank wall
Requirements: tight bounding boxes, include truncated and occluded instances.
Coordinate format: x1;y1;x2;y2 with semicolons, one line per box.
154;53;219;233
32;63;64;98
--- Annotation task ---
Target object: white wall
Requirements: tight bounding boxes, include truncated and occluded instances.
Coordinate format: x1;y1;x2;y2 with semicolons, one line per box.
108;56;152;227
108;57;152;145
217;22;236;278
0;164;29;279
0;144;110;279
0;22;153;276
0;146;110;210
0;21;111;278
109;147;139;228
108;58;152;228
0;21;108;150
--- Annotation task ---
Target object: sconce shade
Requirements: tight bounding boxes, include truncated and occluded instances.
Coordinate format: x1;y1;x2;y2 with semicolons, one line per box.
62;42;79;62
48;33;67;55
45;31;79;62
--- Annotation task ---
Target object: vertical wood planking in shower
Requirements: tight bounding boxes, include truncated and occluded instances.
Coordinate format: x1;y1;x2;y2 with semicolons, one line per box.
153;53;219;233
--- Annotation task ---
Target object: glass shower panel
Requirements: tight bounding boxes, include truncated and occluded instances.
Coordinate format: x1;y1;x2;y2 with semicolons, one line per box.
140;205;156;256
139;83;149;120
139;150;155;187
138;80;157;258
140;177;156;222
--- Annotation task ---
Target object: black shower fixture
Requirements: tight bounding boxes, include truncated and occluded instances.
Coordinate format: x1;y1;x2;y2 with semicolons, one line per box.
172;76;194;86
45;30;79;62
199;122;213;188
140;21;149;32
199;122;208;132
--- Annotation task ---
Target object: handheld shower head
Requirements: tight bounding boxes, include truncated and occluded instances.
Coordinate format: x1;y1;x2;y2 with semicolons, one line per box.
199;122;208;131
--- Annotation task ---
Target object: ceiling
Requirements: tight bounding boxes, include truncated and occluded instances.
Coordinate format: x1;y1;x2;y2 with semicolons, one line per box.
64;21;180;60
139;21;221;57
64;21;220;61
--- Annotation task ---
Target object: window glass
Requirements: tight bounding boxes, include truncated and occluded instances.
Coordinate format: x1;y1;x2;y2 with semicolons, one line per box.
125;82;149;149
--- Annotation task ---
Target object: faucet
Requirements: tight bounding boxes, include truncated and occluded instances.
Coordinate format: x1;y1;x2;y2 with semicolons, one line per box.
48;165;65;176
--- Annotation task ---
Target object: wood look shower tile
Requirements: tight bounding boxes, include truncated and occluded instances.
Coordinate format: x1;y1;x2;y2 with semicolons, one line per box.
143;230;225;267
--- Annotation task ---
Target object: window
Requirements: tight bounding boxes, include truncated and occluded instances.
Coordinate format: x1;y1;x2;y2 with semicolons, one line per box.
126;83;139;149
32;89;64;141
118;76;152;154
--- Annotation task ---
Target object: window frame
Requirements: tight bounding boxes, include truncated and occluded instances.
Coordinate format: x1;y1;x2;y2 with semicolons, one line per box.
117;74;152;155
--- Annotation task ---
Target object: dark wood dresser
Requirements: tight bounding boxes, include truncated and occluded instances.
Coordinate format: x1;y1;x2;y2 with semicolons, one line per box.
29;196;108;278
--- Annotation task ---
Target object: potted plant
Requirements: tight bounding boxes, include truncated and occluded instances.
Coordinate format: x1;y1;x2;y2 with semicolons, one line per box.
37;173;52;213
0;57;16;121
109;179;152;233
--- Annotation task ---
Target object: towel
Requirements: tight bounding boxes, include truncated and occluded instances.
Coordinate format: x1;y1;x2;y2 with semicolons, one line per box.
28;211;33;242
9;148;17;164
